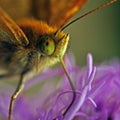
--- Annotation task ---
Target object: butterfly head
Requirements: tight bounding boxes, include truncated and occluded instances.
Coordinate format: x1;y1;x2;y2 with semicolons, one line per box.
36;30;69;59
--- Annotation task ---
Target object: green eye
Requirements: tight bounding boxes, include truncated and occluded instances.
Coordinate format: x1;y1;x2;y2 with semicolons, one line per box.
38;36;55;55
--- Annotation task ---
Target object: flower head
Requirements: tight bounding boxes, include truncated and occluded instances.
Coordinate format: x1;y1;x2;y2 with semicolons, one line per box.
0;53;120;120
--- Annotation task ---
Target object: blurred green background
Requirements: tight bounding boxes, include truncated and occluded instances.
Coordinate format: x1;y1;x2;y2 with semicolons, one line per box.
0;0;119;65
66;0;120;65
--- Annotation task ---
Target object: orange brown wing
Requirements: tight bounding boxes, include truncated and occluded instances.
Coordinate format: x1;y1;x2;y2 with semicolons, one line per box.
0;7;29;46
31;0;87;28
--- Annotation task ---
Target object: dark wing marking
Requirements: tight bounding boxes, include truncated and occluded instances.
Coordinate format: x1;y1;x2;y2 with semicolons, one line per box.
31;0;87;28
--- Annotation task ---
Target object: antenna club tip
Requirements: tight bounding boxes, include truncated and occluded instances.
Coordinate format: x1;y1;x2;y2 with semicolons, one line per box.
110;0;117;3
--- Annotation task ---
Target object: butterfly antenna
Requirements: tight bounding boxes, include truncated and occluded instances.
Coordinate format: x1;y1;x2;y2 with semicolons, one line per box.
59;57;76;116
61;0;117;30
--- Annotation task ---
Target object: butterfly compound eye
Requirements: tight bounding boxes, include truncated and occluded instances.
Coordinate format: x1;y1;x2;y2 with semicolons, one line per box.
37;36;55;56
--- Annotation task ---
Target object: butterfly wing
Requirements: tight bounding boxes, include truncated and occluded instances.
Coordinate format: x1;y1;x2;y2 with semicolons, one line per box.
0;7;29;46
32;0;87;28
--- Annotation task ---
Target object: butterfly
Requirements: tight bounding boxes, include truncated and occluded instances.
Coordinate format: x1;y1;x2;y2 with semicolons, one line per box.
0;0;88;119
0;0;117;120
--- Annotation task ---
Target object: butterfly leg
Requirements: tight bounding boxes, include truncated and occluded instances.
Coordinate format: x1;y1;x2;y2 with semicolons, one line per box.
8;71;26;120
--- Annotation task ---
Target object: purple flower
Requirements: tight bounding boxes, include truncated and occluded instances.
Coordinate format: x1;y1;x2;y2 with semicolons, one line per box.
0;53;120;120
